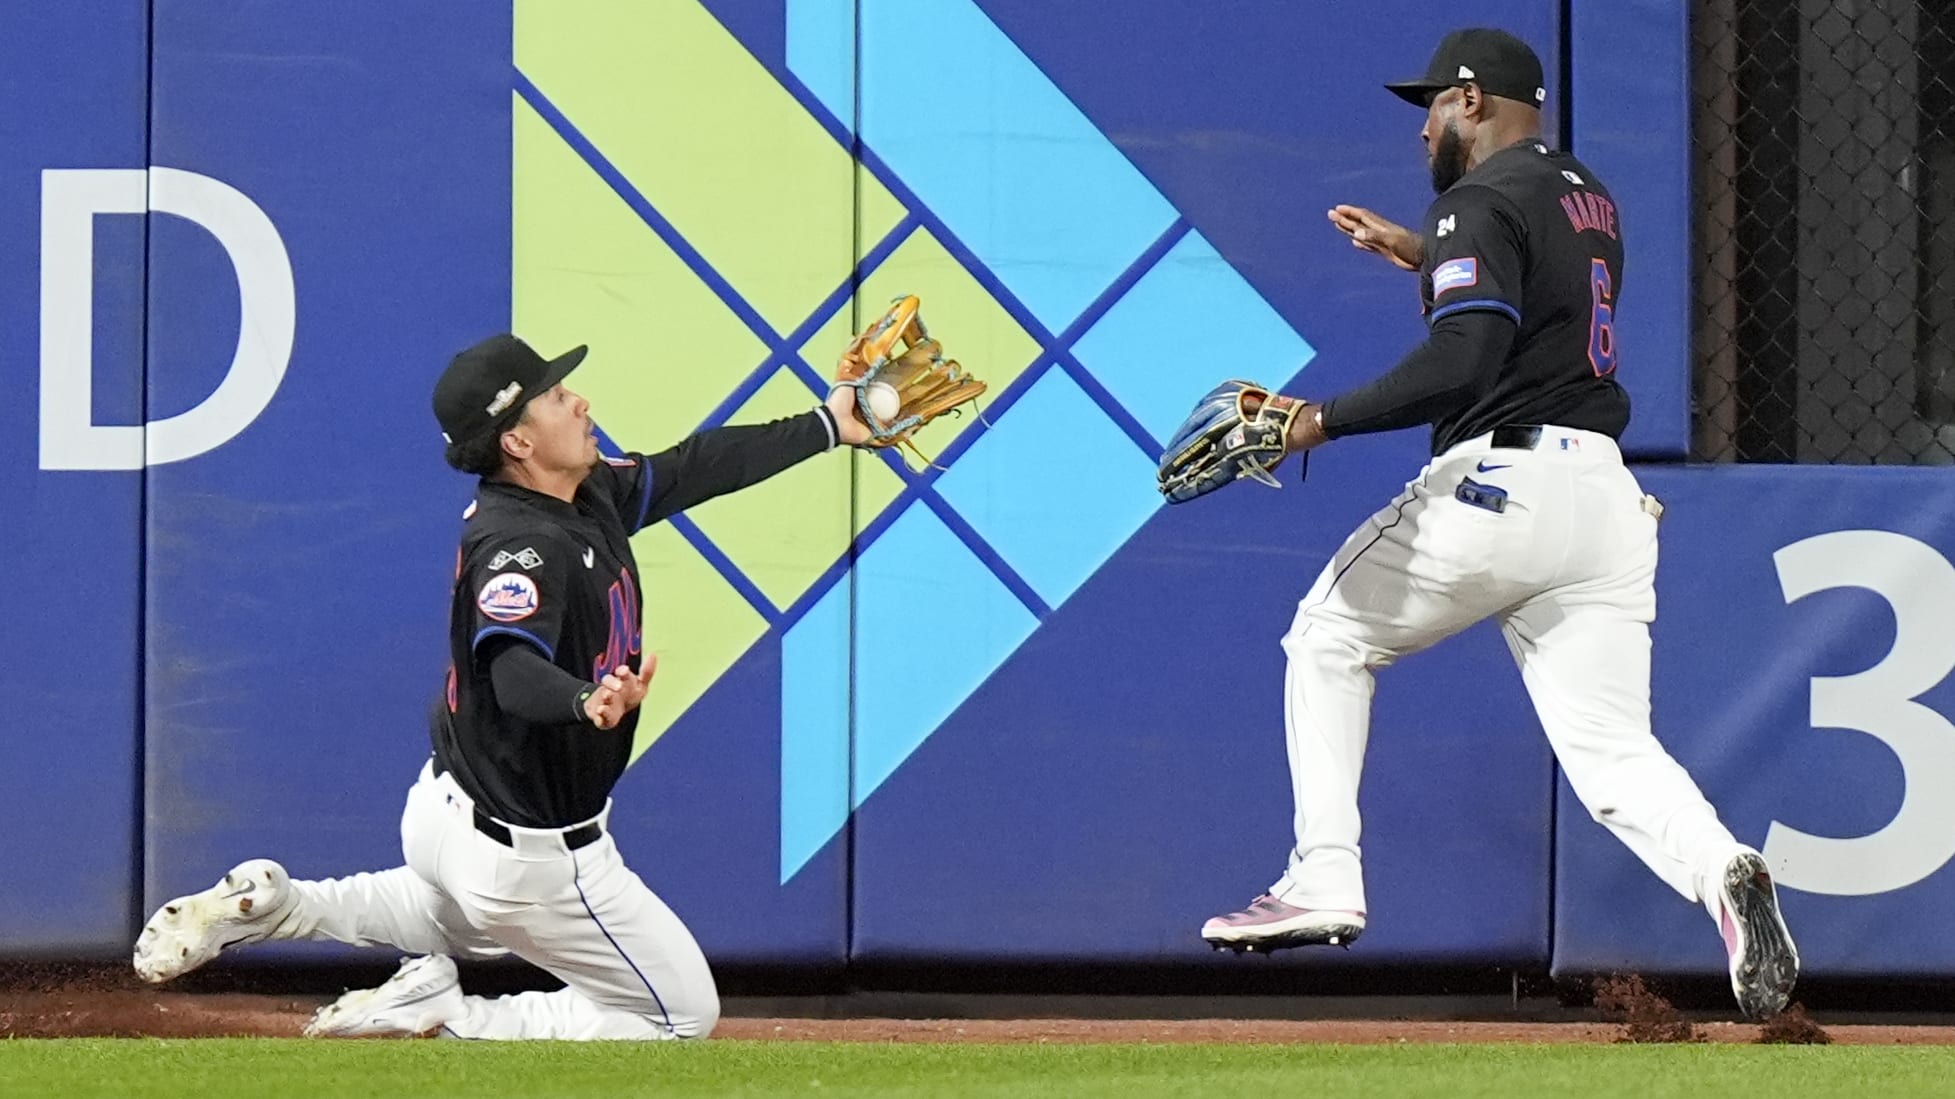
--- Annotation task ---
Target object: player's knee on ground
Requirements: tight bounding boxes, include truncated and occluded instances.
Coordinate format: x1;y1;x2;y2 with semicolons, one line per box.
622;967;719;1040
679;992;719;1039
639;987;717;1040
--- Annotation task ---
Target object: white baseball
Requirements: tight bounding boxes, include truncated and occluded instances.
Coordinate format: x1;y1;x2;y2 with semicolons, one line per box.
865;381;902;423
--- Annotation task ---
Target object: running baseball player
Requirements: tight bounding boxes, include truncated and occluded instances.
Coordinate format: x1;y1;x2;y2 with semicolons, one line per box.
1159;28;1800;1020
132;333;874;1039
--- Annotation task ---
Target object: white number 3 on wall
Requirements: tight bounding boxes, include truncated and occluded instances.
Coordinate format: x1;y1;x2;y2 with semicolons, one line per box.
1768;530;1955;896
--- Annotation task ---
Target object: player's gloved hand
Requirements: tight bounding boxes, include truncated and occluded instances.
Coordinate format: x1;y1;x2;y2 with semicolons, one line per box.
1328;205;1423;271
830;293;987;466
1157;380;1312;504
585;654;656;730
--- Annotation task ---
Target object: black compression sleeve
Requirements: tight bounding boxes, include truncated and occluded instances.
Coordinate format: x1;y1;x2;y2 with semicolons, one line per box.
642;408;836;525
485;637;595;725
1318;311;1518;438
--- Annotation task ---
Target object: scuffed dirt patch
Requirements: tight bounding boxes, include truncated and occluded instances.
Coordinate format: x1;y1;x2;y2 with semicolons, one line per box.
1592;974;1703;1043
0;964;311;1038
1757;1003;1833;1045
0;989;311;1039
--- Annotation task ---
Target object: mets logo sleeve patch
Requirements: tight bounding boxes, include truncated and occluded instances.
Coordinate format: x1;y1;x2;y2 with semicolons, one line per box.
477;572;539;622
467;535;570;660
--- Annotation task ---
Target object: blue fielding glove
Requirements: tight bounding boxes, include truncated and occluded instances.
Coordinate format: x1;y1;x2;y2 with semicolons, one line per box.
1156;380;1306;504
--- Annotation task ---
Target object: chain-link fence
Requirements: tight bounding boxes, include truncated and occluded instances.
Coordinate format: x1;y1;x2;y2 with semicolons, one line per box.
1695;0;1955;462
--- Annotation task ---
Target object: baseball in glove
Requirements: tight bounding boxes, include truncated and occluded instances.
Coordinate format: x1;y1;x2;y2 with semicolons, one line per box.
833;294;986;466
1156;380;1308;504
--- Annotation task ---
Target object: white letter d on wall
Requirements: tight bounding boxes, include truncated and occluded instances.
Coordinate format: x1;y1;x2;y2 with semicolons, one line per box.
40;167;294;470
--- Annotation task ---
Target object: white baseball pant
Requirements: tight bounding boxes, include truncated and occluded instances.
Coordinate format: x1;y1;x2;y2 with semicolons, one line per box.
1272;426;1750;919
259;761;717;1039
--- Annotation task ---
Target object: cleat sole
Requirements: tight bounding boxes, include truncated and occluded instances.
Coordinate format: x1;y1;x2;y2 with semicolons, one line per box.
1725;854;1799;1021
1201;924;1365;955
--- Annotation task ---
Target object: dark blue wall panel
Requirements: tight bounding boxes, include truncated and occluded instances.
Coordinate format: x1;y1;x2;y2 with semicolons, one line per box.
142;4;511;912
0;7;148;957
1571;0;1692;459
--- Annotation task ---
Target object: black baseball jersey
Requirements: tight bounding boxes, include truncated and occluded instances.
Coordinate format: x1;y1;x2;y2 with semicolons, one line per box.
1416;140;1629;453
432;411;835;828
1319;139;1630;455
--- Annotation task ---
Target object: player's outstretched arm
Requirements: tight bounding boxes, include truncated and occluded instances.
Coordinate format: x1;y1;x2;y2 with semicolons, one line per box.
1316;310;1517;438
635;406;846;527
621;294;955;527
1328;205;1423;271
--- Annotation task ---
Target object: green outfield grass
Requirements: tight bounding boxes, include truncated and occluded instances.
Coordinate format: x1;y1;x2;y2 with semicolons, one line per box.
1;1040;1949;1098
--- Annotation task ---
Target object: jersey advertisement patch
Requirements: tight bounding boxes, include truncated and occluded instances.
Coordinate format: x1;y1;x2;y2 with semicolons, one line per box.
477;571;540;622
1432;258;1479;296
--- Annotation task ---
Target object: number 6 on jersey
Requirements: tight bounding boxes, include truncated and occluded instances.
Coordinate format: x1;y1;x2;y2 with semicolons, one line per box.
1587;257;1617;377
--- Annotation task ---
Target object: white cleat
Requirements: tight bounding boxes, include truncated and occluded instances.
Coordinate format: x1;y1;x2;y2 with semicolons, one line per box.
305;954;464;1038
133;858;294;984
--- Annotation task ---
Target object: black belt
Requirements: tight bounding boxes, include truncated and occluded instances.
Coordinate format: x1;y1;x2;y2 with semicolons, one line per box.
432;757;604;851
472;808;603;851
1490;425;1544;450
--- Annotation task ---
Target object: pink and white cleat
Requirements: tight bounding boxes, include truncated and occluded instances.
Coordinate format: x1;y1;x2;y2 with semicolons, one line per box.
1714;852;1799;1020
1201;895;1366;953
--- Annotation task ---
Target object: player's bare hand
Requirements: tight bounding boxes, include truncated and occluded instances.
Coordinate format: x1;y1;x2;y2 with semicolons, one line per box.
825;386;875;447
1328;205;1422;271
604;654;655;711
585;655;656;729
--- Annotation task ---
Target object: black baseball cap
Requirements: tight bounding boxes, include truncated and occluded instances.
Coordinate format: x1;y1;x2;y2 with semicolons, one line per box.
432;333;587;444
1385;28;1546;109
